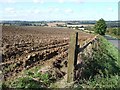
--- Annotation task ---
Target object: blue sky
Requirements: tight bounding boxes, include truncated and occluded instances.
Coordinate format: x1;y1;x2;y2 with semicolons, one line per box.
0;0;119;21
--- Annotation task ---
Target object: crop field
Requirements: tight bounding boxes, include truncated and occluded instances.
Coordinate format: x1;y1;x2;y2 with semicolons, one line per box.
1;26;94;82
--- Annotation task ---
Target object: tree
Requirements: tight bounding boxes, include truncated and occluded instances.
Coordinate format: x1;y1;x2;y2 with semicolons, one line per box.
94;18;107;35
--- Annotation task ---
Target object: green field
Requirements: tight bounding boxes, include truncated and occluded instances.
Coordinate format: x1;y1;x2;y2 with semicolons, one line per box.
106;28;120;39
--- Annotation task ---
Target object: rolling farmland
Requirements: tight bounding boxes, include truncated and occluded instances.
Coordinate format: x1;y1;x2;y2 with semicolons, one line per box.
1;26;94;83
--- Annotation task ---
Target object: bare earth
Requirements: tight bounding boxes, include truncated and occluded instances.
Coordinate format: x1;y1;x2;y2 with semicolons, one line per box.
1;26;94;81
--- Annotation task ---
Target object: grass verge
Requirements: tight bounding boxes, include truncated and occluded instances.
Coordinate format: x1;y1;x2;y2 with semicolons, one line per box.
76;35;120;88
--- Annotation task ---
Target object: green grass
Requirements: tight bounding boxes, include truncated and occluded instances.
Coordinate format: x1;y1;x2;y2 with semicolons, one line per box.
106;28;120;39
76;36;120;88
3;65;52;88
77;75;120;88
9;77;42;88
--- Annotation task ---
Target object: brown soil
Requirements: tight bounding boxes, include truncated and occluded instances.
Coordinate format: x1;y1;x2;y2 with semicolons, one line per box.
1;26;94;81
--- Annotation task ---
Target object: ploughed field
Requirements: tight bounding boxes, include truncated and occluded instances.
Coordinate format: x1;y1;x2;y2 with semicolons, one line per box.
1;26;94;80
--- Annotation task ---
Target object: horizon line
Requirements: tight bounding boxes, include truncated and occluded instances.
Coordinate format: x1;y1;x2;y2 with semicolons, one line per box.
0;20;118;22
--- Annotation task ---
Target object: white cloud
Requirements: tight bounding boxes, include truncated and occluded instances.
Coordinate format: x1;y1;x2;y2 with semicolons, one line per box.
71;0;84;3
34;10;41;14
6;0;16;3
31;0;119;5
0;0;119;3
108;7;114;12
0;0;32;3
58;0;65;3
32;0;44;3
32;0;65;4
64;9;74;13
48;7;61;13
32;9;46;14
0;0;16;3
1;8;17;19
4;8;16;13
84;0;119;2
26;9;49;14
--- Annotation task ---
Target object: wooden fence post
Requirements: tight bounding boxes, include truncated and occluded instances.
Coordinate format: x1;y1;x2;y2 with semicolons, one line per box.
67;32;78;83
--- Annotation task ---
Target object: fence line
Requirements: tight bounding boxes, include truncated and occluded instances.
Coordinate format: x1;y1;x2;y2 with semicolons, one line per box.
67;32;99;83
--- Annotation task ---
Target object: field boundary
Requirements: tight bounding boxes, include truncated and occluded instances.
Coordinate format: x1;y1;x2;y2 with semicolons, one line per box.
67;32;98;83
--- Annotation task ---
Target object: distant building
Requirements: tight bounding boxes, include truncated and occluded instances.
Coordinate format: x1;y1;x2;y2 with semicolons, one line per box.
67;24;94;28
67;25;83;28
78;27;85;30
67;24;94;30
47;22;66;27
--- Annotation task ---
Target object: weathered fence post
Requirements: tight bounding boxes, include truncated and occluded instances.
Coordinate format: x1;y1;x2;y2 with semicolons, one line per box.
67;32;78;83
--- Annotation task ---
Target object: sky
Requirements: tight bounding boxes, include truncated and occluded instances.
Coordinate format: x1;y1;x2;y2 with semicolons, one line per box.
0;0;119;21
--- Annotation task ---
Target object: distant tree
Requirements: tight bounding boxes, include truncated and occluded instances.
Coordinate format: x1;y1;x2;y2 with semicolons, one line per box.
118;28;120;35
94;18;107;35
75;26;79;30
